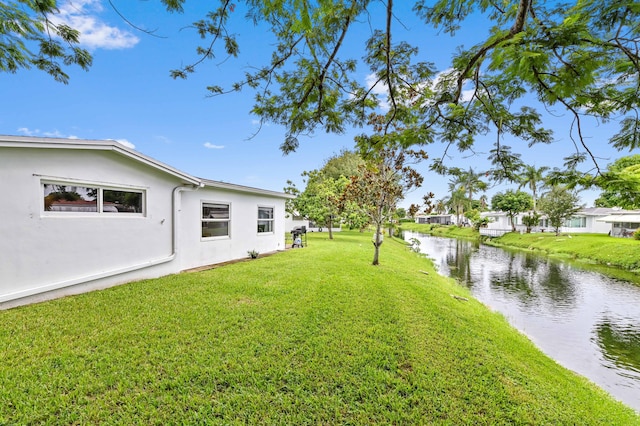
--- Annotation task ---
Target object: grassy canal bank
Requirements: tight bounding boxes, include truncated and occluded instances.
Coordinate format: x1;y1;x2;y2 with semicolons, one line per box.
400;222;640;273
1;231;638;424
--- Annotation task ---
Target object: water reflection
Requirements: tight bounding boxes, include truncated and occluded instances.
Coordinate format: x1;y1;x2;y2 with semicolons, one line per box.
489;258;535;303
595;319;640;379
407;232;640;411
444;239;477;285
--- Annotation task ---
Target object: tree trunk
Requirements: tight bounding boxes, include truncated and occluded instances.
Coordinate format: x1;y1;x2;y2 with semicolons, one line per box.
372;223;383;265
328;215;334;240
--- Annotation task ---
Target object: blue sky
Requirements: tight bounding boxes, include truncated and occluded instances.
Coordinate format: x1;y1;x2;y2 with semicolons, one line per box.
1;1;636;208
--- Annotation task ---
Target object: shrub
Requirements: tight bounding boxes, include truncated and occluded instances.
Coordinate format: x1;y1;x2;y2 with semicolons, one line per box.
521;212;541;233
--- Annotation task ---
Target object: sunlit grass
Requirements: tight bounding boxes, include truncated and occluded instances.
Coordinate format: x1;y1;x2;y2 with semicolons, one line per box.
400;222;478;239
401;223;640;272
491;232;640;271
1;231;638;424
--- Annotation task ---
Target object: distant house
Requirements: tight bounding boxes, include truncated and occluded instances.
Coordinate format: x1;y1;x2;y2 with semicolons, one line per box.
538;208;621;234
284;213;340;234
480;211;511;229
307;221;342;233
415;214;454;225
596;211;640;237
285;212;309;233
0;135;294;309
480;207;633;236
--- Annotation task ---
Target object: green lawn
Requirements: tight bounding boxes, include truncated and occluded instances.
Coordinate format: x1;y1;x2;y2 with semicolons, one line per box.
1;231;638;424
400;223;640;272
488;232;640;271
400;222;478;239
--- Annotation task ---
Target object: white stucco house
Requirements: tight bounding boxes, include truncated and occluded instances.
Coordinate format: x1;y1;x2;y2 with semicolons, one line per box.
480;207;634;236
596;210;640;237
538;207;622;234
0;135;293;309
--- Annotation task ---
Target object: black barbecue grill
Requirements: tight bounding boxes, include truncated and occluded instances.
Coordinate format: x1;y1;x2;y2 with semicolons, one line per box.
291;226;307;248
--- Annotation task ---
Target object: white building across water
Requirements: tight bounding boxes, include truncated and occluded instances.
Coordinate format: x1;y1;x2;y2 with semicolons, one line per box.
479;207;640;237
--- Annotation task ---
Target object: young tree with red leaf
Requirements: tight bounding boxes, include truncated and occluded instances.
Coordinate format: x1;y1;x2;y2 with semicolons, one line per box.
343;145;428;265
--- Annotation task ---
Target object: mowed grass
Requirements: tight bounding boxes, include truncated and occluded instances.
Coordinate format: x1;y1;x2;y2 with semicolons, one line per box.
490;232;640;271
1;231;638;424
401;223;640;272
400;222;478;239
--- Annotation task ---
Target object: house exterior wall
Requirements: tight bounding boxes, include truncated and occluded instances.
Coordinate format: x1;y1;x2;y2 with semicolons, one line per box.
415;215;453;225
285;214;309;234
0;142;290;309
178;188;287;270
0;146;187;307
610;221;640;237
561;216;610;234
482;213;510;230
482;210;616;234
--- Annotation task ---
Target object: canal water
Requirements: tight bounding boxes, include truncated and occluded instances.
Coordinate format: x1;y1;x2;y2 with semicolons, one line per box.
405;232;640;411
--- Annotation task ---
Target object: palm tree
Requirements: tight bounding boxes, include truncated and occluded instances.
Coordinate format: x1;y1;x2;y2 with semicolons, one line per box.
449;167;488;206
434;198;447;215
518;165;549;211
479;194;488;211
446;167;488;224
446;188;468;225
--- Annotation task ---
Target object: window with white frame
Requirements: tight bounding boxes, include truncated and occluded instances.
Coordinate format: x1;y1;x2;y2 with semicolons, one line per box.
202;202;230;238
43;182;144;214
257;206;274;233
564;216;586;228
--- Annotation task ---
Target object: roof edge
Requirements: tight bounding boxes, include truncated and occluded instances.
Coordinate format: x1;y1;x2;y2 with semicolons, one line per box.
0;135;202;185
200;178;295;199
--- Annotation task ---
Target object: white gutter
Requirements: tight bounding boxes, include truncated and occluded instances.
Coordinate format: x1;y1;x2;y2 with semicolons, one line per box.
0;136;202;186
0;184;202;305
199;178;295;199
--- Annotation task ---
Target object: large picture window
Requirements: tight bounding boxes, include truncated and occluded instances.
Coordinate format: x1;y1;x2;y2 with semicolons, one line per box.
43;182;144;214
202;203;230;238
258;206;274;233
564;216;586;228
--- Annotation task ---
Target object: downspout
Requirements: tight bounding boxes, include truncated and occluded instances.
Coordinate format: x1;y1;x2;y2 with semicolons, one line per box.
170;184;203;261
0;183;202;304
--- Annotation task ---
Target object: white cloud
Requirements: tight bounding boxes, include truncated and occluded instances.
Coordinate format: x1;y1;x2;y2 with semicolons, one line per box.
204;142;224;149
50;0;139;50
17;128;79;139
43;129;78;138
365;73;391;112
433;68;475;103
364;69;475;112
17;127;38;136
114;138;135;149
17;128;134;147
